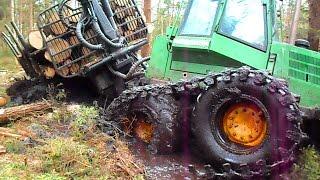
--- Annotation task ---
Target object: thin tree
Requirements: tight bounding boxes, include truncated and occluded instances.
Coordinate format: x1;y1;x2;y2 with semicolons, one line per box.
289;0;302;44
308;0;320;51
141;0;151;57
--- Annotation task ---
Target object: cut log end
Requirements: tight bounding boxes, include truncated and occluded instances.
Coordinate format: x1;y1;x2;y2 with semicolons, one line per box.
43;66;56;79
29;31;44;50
47;38;72;64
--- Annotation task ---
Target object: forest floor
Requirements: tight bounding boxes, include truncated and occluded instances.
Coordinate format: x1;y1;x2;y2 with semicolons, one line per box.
0;53;319;179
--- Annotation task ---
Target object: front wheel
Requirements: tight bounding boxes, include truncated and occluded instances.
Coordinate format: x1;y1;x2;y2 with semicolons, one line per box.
191;68;304;178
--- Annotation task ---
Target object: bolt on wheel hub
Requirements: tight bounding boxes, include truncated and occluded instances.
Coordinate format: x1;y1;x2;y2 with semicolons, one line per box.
222;102;267;147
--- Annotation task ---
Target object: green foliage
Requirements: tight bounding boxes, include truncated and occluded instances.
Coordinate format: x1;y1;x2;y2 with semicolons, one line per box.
71;105;99;139
4;139;25;154
291;147;320;180
31;173;67;180
32;138;96;178
0;161;27;180
151;0;188;40
74;106;98;127
51;107;73;124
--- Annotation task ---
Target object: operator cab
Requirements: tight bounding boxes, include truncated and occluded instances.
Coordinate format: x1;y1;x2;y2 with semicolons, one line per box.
180;0;267;51
169;0;272;75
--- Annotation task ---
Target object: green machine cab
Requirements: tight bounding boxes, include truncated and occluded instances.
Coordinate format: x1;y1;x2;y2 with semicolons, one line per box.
147;0;320;108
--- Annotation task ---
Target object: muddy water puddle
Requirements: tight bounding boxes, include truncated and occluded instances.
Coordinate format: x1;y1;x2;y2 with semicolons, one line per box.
129;141;207;180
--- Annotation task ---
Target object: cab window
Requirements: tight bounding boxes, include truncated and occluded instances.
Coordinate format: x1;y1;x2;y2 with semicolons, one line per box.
219;0;267;50
180;0;219;36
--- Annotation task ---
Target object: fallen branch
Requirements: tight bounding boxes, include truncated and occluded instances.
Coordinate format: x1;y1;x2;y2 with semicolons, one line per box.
0;101;52;123
0;131;26;140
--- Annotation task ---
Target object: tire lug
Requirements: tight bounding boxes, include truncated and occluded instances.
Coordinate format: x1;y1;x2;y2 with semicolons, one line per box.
188;164;197;174
239;163;250;175
222;163;231;172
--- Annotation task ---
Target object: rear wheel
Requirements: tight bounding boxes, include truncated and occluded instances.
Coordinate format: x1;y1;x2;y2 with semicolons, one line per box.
191;69;303;177
123;94;181;154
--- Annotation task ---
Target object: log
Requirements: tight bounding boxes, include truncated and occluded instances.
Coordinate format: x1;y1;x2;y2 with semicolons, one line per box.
82;47;91;56
0;102;52;123
114;7;126;19
114;0;130;7
125;16;138;31
47;38;72;64
0;96;8;107
69;35;79;46
0;145;6;154
0;127;34;138
60;67;70;77
0;131;25;140
28;31;44;50
48;12;68;35
43;66;56;79
44;51;52;62
64;8;81;23
70;63;80;75
0;127;29;141
59;60;72;76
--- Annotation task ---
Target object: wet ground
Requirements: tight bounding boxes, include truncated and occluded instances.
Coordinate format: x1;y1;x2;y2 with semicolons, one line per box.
129;140;207;180
6;78;320;179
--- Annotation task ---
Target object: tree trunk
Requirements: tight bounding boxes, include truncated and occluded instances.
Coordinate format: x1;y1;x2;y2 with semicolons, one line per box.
29;3;34;30
308;0;320;51
141;0;151;58
289;0;302;44
10;0;14;23
0;6;4;20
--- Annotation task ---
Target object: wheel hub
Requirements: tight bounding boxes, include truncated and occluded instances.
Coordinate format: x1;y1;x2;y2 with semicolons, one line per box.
222;102;267;147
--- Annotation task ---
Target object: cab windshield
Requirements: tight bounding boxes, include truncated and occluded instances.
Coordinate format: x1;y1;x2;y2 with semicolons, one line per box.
180;0;219;36
219;0;267;50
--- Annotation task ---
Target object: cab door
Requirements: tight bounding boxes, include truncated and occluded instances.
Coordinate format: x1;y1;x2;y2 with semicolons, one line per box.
212;0;270;70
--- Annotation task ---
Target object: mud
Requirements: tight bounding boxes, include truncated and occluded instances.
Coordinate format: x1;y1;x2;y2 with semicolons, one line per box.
130;141;207;179
6;77;101;106
302;107;320;148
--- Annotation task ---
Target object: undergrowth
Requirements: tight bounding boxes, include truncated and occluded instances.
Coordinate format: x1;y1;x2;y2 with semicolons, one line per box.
291;147;320;180
0;104;145;179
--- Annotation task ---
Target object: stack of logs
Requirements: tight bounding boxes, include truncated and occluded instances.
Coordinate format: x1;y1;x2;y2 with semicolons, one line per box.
29;9;85;79
111;0;142;43
23;0;143;79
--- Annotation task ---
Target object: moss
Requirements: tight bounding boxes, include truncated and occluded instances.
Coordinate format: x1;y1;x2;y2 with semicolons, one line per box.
291;147;320;180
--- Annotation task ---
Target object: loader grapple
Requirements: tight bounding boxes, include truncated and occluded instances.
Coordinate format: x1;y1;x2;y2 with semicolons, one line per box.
37;0;147;78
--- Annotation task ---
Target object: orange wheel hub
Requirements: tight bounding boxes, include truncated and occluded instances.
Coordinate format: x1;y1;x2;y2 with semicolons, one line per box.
222;102;267;147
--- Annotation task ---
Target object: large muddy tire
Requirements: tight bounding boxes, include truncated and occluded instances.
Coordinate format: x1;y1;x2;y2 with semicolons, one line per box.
129;94;181;154
104;89;182;155
191;69;304;177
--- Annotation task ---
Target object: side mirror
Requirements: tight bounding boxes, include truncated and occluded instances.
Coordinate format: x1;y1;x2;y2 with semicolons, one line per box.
295;39;310;49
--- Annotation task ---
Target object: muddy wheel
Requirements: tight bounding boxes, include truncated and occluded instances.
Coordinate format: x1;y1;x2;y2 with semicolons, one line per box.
191;69;303;177
125;94;181;154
